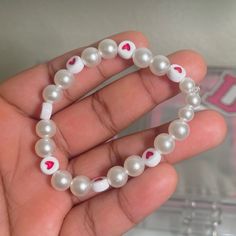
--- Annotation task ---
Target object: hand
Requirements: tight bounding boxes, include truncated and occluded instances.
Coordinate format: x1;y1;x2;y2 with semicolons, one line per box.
0;31;226;236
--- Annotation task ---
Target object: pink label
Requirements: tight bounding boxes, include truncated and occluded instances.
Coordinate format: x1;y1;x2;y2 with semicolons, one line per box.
204;73;236;115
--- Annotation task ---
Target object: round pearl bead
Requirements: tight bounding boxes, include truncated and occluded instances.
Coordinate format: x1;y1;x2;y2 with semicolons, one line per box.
81;47;102;67
70;176;91;198
35;138;56;158
178;106;194;122
98;39;118;59
107;166;128;188
186;93;201;107
54;69;74;89
124;155;145;177
36;120;56;138
43;85;62;103
132;48;153;68
154;133;175;154
51;170;72;191
168;119;190;140
149;55;170;76
179;77;195;93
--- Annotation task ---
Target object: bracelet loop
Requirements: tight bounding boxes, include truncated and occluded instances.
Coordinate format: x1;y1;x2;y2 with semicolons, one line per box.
35;38;201;198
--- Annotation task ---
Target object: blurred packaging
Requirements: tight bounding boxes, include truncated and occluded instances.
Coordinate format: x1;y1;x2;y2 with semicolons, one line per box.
126;68;236;236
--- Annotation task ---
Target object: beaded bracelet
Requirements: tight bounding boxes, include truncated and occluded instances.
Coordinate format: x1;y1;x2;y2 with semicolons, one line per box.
35;39;201;198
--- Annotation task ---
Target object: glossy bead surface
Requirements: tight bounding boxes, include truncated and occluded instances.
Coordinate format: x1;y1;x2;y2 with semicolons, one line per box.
149;55;170;76
142;148;162;167
36;119;56;138
70;176;91;198
107;166;128;188
98;39;118;59
168;119;190;140
43;85;62;103
179;77;195;93
40;156;59;175
54;69;75;89
35;138;56;158
186;93;201;107
66;56;84;74
40;102;53;120
81;47;101;67
154;133;175;154
132;48;153;68
178;106;194;122
124;155;145;177
51;170;72;191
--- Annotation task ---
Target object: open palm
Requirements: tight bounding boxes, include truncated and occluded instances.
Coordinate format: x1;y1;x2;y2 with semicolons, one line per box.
0;31;226;236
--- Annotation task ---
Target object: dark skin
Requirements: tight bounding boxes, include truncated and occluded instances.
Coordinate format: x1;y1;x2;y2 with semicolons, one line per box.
0;31;227;236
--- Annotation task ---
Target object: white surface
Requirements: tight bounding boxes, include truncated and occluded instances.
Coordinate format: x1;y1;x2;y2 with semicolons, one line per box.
40;102;53;120
0;0;236;81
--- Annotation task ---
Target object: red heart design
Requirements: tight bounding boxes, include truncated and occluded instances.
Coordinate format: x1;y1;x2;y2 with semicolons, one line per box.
122;43;131;51
45;161;54;170
69;57;76;65
174;66;182;73
146;151;154;159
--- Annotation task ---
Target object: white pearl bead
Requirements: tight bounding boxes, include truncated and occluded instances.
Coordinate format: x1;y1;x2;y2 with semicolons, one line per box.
40;102;53;120
118;40;136;59
142;148;162;167
167;64;186;83
36;119;56;138
124;155;145;177
107;166;128;188
178;106;194;122
154;133;175;154
51;170;72;191
54;69;75;89
40;156;59;175
179;77;195;93
35;138;56;158
149;55;170;76
186;93;201;107
66;56;84;74
70;176;91;198
132;48;153;68
168;119;190;140
81;47;102;67
98;39;118;59
91;177;110;193
42;85;62;103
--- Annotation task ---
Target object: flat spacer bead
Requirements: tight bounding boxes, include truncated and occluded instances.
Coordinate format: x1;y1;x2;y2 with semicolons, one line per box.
91;177;110;193
40;102;53;120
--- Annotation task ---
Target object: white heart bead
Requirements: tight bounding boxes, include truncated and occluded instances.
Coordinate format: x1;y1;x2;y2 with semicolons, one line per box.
118;40;136;59
92;177;110;193
40;102;53;120
142;148;162;167
66;56;84;74
40;156;59;175
167;64;186;83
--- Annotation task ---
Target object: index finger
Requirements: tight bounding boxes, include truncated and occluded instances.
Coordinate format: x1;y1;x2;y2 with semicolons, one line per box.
0;31;148;118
